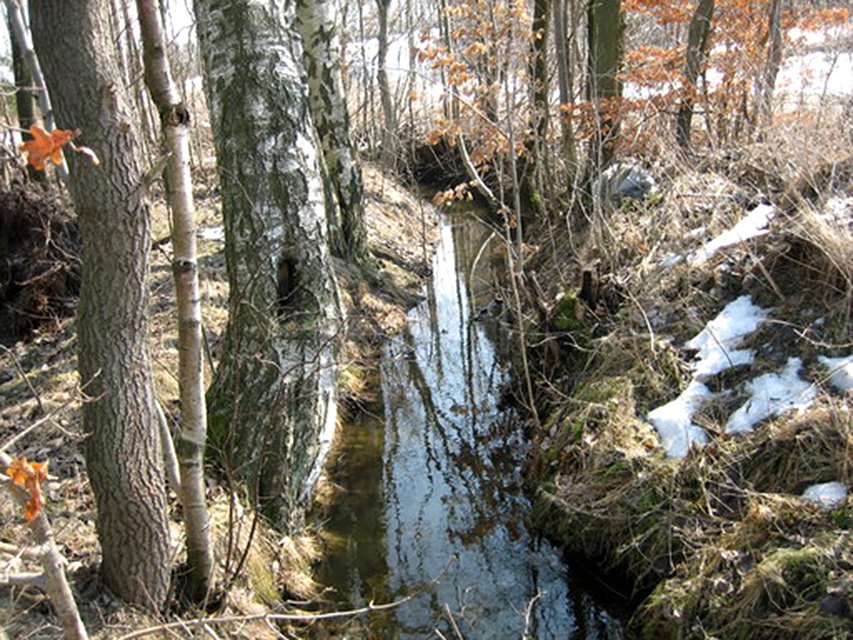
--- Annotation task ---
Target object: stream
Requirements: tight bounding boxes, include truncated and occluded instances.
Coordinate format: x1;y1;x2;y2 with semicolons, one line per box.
317;212;623;638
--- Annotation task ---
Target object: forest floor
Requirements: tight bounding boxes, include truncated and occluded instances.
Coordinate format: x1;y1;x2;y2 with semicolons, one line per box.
0;162;437;639
518;117;852;638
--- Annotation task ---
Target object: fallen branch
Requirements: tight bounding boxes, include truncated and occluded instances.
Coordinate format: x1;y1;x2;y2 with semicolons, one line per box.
118;596;414;639
0;570;44;587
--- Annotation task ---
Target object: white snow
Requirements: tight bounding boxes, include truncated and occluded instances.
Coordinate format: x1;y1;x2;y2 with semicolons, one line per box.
818;355;853;392
688;204;775;266
726;357;816;434
686;296;769;377
646;380;713;458
801;481;848;510
647;295;770;457
198;226;224;242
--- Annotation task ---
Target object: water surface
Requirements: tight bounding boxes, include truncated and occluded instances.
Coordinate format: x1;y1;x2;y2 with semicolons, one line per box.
319;213;622;639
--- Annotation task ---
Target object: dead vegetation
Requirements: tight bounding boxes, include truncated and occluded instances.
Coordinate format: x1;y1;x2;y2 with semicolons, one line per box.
525;115;852;637
0;180;79;345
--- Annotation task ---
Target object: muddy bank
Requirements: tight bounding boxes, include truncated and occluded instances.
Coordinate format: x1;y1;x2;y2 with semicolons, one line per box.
516;147;852;638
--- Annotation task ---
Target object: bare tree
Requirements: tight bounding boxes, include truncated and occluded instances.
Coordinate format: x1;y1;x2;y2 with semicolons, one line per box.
31;0;172;609
676;0;715;149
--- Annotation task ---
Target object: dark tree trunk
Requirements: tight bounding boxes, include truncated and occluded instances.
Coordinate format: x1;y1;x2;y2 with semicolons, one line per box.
585;0;623;177
31;0;171;610
376;0;397;169
676;0;715;149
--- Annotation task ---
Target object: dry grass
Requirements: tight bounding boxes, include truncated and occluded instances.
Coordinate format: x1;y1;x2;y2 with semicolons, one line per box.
529;108;852;637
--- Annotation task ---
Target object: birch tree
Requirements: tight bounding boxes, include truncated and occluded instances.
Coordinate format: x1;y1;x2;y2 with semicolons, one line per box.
193;0;344;528
136;0;212;601
296;0;368;263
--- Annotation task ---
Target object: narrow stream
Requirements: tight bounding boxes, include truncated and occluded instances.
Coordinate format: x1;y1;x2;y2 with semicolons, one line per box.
318;213;623;638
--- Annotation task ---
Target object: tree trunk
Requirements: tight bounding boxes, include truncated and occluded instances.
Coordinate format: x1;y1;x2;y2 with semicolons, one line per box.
296;0;368;264
31;0;172;610
7;9;43;183
136;0;213;602
5;0;67;179
553;0;578;173
376;0;397;169
193;0;344;529
676;0;715;149
757;0;782;132
523;0;552;218
585;0;623;177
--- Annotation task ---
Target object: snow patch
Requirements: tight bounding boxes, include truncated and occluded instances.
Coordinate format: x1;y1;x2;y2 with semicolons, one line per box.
726;358;816;434
646;380;712;458
646;295;770;457
686;295;770;377
688;204;775;266
818;354;853;392
801;481;848;510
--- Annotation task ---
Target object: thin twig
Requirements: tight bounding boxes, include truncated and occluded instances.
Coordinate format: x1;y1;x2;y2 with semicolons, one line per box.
0;343;46;416
117;597;414;639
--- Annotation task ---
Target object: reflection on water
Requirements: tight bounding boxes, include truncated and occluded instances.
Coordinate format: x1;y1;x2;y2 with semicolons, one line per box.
319;215;622;638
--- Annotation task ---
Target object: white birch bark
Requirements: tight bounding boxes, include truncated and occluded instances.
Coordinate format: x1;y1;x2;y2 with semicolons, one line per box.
296;0;367;262
193;0;344;528
136;0;213;601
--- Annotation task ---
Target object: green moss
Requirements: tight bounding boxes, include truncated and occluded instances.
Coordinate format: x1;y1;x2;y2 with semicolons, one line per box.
552;291;585;332
247;552;281;606
206;408;231;460
831;507;851;529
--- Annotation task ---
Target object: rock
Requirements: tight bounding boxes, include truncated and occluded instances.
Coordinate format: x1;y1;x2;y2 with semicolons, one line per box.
596;163;658;205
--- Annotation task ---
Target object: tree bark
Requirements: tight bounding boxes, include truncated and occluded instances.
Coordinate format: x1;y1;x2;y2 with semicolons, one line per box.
757;0;782;131
376;0;397;169
585;0;623;177
553;0;578;173
295;0;368;264
193;0;344;529
136;0;213;602
31;0;172;610
676;0;715;149
523;0;552;218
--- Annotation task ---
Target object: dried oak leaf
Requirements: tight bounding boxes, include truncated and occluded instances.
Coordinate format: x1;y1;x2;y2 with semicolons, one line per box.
20;125;75;170
6;456;49;522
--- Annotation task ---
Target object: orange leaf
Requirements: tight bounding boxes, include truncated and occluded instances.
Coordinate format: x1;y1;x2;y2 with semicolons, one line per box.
20;125;76;171
5;456;49;521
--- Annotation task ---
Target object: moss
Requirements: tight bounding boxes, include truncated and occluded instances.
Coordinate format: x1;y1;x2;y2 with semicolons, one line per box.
552;291;585;332
206;407;231;460
247;551;281;606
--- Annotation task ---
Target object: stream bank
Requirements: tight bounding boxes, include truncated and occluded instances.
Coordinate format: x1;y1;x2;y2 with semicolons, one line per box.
516;147;852;638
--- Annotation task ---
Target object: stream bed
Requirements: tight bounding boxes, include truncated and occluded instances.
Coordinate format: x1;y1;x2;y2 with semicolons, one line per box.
317;213;623;638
